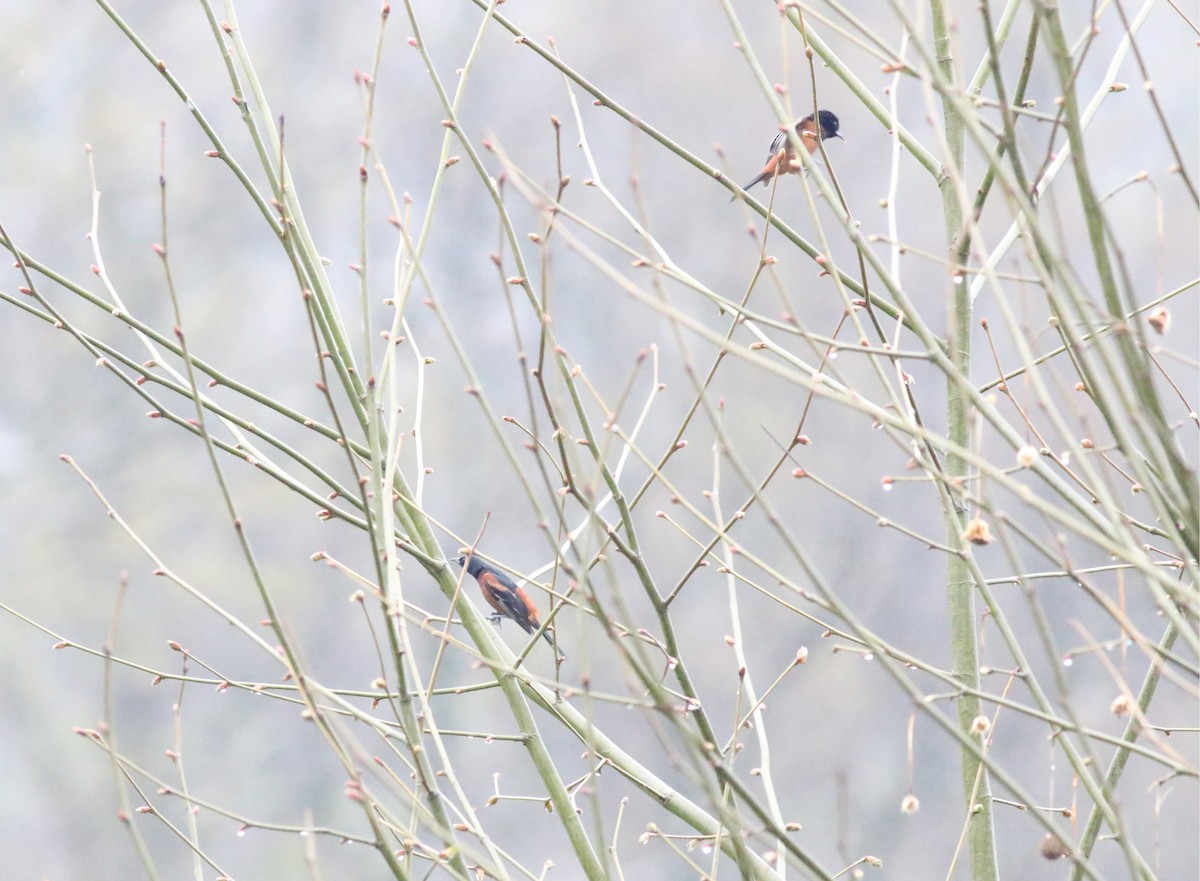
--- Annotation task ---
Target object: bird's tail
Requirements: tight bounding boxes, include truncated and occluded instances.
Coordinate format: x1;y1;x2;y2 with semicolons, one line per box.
730;174;767;202
540;627;564;657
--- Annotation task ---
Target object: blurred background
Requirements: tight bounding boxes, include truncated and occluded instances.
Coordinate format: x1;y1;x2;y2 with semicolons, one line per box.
1;1;1196;879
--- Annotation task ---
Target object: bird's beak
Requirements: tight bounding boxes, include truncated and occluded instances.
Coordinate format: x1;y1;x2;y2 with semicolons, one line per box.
833;132;846;141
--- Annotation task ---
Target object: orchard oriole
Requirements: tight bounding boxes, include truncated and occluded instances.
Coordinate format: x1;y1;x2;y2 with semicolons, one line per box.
737;110;843;195
457;554;560;654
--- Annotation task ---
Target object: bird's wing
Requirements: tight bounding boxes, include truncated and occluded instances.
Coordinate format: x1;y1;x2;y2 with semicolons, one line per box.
479;572;537;634
764;129;787;161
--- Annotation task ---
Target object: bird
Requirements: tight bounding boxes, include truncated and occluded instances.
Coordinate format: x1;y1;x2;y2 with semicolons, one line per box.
457;554;560;654
736;110;844;196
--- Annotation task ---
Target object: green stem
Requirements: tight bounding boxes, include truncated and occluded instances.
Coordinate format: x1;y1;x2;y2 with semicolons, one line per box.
1071;625;1180;881
930;1;998;879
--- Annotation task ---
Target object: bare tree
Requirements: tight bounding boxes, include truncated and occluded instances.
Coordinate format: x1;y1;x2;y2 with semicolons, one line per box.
1;2;1195;880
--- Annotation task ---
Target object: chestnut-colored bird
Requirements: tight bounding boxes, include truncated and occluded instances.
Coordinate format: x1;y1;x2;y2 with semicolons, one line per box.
457;555;560;653
738;110;844;195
